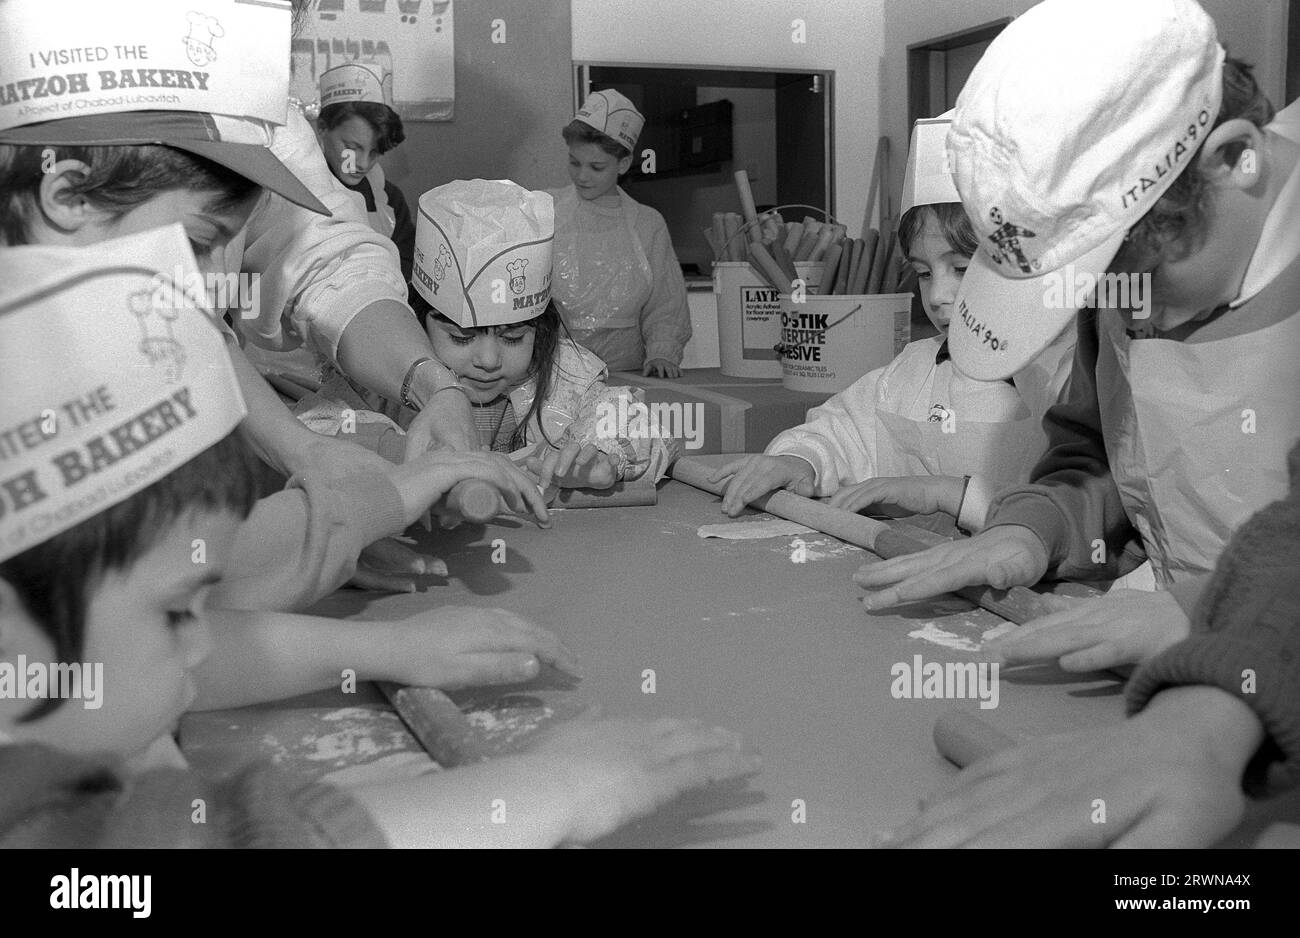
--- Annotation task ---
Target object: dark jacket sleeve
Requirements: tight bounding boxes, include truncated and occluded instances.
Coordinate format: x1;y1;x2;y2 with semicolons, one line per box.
386;179;416;290
984;309;1146;580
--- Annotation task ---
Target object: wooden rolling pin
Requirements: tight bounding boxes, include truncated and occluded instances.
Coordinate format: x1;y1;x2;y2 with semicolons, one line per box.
378;682;491;765
670;456;1060;626
442;478;503;523
553;478;658;508
932;709;1016;768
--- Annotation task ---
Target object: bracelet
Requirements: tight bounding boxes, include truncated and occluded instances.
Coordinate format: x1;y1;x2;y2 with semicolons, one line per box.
400;357;432;410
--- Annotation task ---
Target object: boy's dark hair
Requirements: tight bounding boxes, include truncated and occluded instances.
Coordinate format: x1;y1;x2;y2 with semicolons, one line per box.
1117;57;1275;269
561;119;631;161
317;101;406;154
0;431;259;721
0;144;260;246
412;295;578;450
898;201;979;259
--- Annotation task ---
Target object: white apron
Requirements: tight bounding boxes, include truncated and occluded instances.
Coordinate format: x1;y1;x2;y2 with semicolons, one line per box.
550;185;652;336
872;342;1052;485
1096;263;1300;587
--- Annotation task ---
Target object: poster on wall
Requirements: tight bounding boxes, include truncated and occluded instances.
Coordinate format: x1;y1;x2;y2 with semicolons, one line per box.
291;0;455;121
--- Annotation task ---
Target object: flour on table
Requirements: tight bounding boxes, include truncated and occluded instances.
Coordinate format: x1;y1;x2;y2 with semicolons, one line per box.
697;519;816;540
907;622;982;652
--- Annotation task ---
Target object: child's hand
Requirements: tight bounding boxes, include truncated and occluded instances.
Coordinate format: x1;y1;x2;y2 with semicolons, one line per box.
526;712;760;844
855;525;1049;610
389;606;580;688
526;440;619;491
392;449;551;526
828;475;965;517
643;358;681;379
877;686;1256;848
986;589;1191;672
709;455;815;516
349;537;448;593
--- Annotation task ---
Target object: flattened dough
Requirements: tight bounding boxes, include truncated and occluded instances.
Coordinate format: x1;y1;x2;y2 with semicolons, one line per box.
697;518;817;540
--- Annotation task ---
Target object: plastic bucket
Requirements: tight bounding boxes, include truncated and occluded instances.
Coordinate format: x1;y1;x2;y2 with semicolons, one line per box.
714;260;824;378
778;293;912;393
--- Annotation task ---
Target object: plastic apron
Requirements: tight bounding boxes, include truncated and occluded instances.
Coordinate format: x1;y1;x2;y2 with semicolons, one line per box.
872;344;1052;485
1096;265;1300;588
550;185;652;368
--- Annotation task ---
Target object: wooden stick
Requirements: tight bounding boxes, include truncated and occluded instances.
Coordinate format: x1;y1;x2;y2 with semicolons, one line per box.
720;213;742;262
711;213;728;262
792;226;822;262
748;242;792;292
819;242;844;296
866;228;892;294
782;221;804;256
767;237;799;284
809;225;836;262
933;710;1016;768
670;455;1063;625
733;170;761;242
834;239;858;295
858;229;882;293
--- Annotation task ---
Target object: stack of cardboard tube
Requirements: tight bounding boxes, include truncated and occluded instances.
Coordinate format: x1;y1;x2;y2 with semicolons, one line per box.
707;170;900;296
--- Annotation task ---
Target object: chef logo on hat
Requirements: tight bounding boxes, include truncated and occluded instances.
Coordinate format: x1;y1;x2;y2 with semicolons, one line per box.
986;207;1040;274
433;244;453;283
184;10;225;67
506;257;528;296
128;282;188;383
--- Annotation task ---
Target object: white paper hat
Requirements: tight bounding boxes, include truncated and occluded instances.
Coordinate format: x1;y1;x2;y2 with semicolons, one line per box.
0;225;247;563
574;90;644;153
0;0;326;214
899;110;960;216
947;0;1223;380
320;60;395;110
413;180;554;328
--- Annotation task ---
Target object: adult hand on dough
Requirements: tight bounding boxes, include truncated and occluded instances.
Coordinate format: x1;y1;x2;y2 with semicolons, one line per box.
987;589;1192;671
405;386;478;456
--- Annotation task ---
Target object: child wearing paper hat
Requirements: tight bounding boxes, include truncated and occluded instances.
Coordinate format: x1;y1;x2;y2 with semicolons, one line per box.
546;90;693;378
861;0;1300;609
712;111;1075;529
0;227;758;849
295;179;679;490
858;2;1300;828
314;60;417;286
0;0;491;610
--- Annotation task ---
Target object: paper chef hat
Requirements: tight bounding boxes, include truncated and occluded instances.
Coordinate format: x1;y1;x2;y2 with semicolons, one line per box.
899;110;959;217
0;0;326;214
319;60;396;111
412;180;555;328
0;225;247;563
574;90;644;153
946;0;1223;380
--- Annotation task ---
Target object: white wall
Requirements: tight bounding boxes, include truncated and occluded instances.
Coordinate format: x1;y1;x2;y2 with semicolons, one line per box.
572;0;887;238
